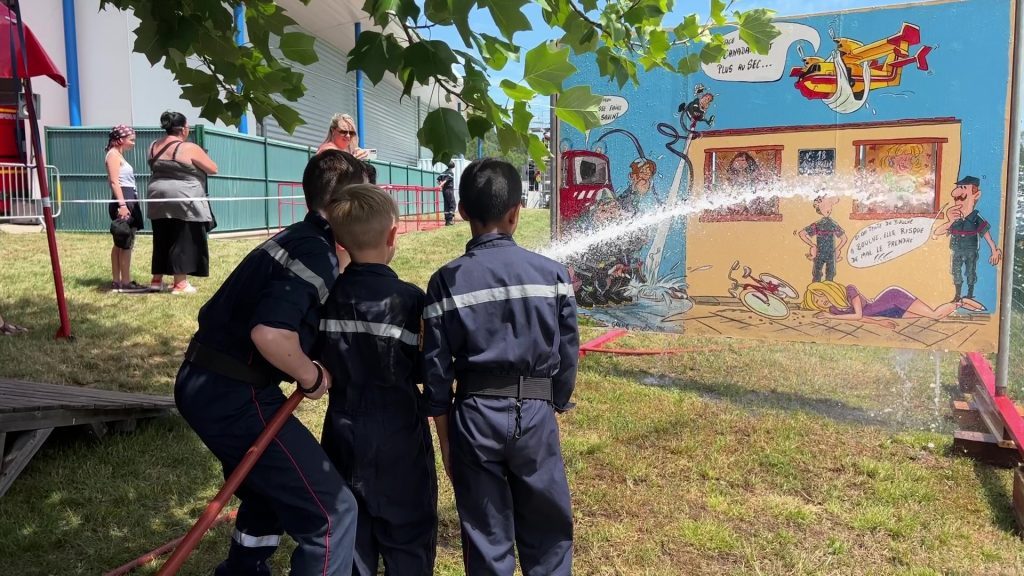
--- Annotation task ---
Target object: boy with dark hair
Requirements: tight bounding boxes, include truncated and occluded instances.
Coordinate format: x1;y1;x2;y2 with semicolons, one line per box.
175;149;367;576
316;184;438;576
423;158;579;575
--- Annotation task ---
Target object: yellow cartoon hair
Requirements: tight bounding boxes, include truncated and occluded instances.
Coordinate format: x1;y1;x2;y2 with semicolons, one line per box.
881;143;925;174
801;281;850;312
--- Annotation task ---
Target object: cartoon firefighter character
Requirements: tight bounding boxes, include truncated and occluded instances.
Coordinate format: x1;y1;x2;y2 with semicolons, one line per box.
679;84;716;134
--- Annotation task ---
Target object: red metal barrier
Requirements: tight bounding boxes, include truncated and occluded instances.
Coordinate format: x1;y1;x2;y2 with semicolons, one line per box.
579;329;756;358
275;183;445;235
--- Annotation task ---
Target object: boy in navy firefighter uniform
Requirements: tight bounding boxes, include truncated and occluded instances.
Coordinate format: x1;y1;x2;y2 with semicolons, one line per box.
314;184;438;575
423;158;579;576
174;150;368;576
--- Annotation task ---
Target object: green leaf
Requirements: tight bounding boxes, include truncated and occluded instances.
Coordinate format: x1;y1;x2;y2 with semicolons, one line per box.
595;47;630;88
486;0;531;41
737;8;780;54
648;29;670;60
402;40;459;83
500;79;536;102
466;115;493;139
279;32;318;65
523;43;575;96
271;102;305;134
699;42;726;64
553;85;601;133
347;31;390;84
677;53;701;75
474;34;518;71
132;16;164;65
673;13;700;42
527;133;549;170
450;0;476;46
512;101;533;133
418;108;469;163
560;12;599;54
424;0;453;25
496;124;521;152
580;0;598;11
362;0;399;25
710;0;727;26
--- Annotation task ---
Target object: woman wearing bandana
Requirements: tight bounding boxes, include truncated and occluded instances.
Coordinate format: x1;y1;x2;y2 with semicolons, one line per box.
104;124;147;293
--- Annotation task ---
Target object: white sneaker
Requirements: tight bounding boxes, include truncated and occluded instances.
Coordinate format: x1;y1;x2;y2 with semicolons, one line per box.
171;282;197;295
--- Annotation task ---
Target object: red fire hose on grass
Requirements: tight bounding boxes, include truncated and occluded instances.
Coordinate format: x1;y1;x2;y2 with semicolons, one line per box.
104;390;304;576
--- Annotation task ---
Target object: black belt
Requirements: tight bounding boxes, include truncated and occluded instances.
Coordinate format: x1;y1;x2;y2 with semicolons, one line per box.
457;373;553;402
184;339;278;387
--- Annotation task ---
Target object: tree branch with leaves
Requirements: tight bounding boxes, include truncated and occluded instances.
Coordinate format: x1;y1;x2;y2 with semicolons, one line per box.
103;0;779;168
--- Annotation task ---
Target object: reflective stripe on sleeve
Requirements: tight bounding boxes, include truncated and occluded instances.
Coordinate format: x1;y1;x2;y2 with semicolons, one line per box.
262;239;331;304
423;282;575;319
319;319;418;346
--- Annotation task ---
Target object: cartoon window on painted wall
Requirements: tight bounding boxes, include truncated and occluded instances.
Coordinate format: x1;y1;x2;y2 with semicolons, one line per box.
852;139;944;219
700;146;783;222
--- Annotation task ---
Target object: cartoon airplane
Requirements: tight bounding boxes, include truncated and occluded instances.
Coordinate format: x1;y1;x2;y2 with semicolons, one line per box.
790;23;932;100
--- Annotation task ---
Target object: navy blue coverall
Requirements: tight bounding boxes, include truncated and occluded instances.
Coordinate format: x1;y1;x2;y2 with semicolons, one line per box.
422;232;579;576
174;212;357;576
314;262;438;576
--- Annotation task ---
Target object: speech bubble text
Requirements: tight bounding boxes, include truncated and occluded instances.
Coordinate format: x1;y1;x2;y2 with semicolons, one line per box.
702;22;820;83
598;96;629;125
847;217;934;268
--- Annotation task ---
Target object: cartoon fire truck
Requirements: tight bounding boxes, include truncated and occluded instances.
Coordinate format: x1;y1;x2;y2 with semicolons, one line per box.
558;149;614;224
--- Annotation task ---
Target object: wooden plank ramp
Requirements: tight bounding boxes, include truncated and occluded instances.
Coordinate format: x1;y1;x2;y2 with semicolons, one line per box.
0;378;174;497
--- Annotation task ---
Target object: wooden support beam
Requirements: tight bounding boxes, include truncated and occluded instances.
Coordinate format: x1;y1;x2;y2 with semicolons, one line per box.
1014;469;1024;531
952;430;1021;468
0;428;54;498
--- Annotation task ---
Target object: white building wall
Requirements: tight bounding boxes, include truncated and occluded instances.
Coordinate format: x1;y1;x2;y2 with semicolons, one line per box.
75;3;133;126
21;0;70;130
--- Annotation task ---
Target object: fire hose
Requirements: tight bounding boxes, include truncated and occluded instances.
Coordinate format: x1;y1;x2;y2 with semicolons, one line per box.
104;390;304;576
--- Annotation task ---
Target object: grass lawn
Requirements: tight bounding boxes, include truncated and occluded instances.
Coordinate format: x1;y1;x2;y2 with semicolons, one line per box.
2;209;1024;575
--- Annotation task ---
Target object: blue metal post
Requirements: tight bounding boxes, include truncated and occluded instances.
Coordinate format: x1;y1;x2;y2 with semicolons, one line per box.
234;4;248;134
355;22;365;145
61;0;82;125
478;138;484;159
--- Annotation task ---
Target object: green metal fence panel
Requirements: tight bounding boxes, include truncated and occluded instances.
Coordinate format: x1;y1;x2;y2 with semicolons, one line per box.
267;138;316;229
44;126;441;233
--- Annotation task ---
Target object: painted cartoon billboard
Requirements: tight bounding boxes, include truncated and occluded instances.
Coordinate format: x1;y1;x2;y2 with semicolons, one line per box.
554;0;1016;353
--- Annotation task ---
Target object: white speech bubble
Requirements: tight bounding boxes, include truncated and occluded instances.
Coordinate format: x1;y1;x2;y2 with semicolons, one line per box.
847;217;935;269
701;22;820;83
597;96;629;126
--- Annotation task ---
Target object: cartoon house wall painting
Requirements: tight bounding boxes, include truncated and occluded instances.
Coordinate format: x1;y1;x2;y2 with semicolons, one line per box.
556;0;1015;353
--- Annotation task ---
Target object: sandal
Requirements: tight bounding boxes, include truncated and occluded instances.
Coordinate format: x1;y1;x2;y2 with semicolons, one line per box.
119;281;149;294
0;321;28;335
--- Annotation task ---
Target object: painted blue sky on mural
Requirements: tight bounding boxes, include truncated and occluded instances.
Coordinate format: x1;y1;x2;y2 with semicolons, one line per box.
560;0;1013;308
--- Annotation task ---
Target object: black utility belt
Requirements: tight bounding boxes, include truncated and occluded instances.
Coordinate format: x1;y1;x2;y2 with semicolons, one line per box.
184;338;280;387
457;373;553;402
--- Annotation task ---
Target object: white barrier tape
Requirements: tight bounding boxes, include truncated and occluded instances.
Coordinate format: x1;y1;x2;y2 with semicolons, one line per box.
58;195;307;204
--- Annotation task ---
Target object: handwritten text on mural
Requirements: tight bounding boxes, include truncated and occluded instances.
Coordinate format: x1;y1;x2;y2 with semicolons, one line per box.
598;96;629;126
847;217;935;268
702;23;820;83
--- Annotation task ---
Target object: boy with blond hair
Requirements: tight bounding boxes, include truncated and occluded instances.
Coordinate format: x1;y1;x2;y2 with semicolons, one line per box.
315;184;437;576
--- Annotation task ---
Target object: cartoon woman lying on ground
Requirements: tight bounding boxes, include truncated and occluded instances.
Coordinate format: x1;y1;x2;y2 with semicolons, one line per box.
801;281;984;329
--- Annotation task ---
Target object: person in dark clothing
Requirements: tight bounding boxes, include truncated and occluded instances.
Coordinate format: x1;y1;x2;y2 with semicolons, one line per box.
315;184;438;576
423;158;578;576
174;150;368;576
438;161;456;226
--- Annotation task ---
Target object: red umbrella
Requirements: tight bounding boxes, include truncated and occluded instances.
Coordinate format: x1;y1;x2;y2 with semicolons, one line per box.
0;4;66;86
